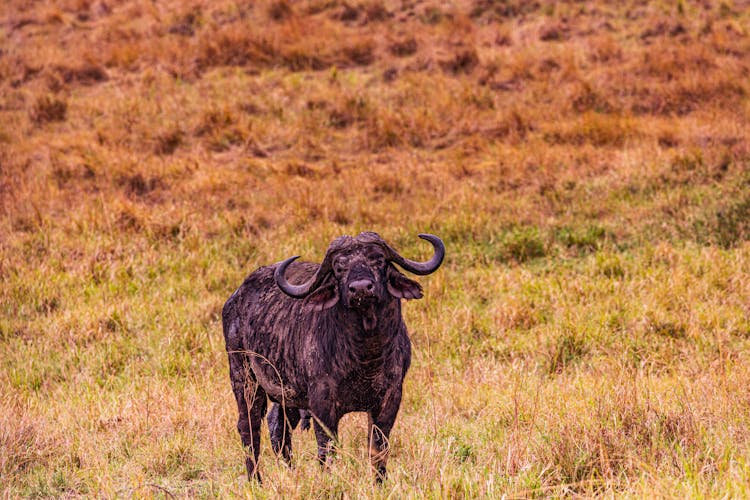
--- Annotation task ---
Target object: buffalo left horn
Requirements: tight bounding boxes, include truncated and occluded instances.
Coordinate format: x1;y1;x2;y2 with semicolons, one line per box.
386;233;445;275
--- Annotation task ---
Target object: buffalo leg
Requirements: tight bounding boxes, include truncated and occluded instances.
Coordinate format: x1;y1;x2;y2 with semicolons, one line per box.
245;381;268;481
368;388;403;482
299;410;312;431
310;409;339;468
268;403;301;464
228;351;267;481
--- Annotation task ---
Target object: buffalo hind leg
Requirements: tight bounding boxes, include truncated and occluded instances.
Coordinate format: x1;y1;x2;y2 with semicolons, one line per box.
268;403;301;464
245;382;267;481
299;409;312;431
227;351;267;482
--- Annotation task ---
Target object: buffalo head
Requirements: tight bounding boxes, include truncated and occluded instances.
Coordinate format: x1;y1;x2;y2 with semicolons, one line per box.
274;232;445;312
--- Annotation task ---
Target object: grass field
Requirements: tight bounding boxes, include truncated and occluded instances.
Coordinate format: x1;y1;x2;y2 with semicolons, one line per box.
2;0;750;496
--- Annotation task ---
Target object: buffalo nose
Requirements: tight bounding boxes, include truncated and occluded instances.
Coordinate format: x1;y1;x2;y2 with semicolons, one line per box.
348;279;374;295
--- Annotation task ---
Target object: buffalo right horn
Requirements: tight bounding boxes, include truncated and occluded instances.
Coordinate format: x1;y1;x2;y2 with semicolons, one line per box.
275;256;329;298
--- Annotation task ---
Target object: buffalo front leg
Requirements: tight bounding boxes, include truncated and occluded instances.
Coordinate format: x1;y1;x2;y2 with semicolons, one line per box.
368;387;403;482
310;407;340;469
268;403;301;465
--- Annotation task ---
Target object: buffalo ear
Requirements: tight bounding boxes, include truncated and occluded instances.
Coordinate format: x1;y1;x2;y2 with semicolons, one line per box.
387;265;423;300
306;277;339;311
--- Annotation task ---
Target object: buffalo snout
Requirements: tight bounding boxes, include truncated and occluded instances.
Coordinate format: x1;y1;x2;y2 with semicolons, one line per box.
348;279;374;296
347;278;377;308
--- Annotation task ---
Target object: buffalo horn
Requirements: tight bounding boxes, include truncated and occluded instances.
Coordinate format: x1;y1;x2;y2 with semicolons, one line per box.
387;233;445;275
274;256;330;298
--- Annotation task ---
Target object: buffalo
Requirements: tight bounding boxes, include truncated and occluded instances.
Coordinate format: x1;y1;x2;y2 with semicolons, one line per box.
222;231;444;482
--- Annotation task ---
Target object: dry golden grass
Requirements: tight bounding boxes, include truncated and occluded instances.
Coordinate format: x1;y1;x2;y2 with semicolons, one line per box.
2;0;750;496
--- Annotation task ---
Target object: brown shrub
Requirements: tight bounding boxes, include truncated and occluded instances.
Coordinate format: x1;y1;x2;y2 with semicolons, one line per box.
570;80;615;113
363;1;391;23
545;113;637;148
329;209;351;225
328;95;370;128
342;38;376;66
154;129;183;155
286;162;318;178
119;173;162;199
489;110;533;142
54;63;108;85
439;48;479;75
207;128;247;152
168;10;199;37
658;131;680;148
105;41;143;70
196;24;375;72
638;45;717;80
334;2;360;22
363;113;407;150
382;67;398;82
332;1;390;24
389;36;418;57
539;22;569;42
282;48;326;71
587;35;623;63
469;0;539;20
372;175;404;196
194;108;236;137
196;29;278;70
419;6;445;25
29;95;67;124
641;20;689;40
51;161;96;189
267;0;293;21
115;207;143;231
629;78;746;116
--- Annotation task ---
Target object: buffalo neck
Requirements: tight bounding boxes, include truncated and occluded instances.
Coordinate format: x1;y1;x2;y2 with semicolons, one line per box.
327;298;403;365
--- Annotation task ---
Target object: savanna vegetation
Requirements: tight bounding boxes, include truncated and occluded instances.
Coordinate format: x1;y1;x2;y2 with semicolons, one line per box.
2;0;750;496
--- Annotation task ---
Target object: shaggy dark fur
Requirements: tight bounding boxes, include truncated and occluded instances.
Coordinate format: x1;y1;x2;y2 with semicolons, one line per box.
222;232;444;482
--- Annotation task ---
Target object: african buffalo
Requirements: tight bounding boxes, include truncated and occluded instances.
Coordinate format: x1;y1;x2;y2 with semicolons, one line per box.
222;232;444;481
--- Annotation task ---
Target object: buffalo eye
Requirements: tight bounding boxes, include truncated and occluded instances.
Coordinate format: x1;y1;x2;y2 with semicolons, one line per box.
366;251;385;267
333;257;346;275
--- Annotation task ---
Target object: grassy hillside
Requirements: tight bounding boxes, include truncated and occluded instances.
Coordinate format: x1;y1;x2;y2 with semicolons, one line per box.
2;0;750;496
